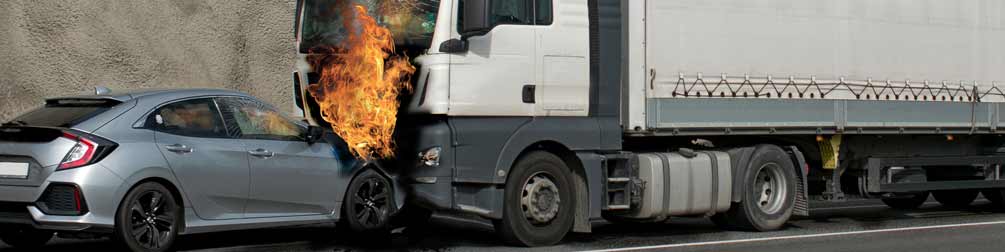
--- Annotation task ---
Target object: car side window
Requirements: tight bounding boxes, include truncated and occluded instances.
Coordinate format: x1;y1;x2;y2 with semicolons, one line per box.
146;98;228;138
217;97;306;141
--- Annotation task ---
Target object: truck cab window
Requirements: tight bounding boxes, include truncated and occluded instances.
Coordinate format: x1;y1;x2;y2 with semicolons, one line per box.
491;0;532;25
535;0;552;25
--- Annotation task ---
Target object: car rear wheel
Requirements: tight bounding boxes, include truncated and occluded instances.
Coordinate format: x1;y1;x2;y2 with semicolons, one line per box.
114;182;181;252
0;227;53;249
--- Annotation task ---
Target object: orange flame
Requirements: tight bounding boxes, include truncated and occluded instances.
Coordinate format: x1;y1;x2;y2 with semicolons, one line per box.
307;4;415;160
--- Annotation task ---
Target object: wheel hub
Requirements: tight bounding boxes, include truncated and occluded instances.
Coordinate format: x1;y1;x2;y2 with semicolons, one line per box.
521;173;560;225
754;163;787;214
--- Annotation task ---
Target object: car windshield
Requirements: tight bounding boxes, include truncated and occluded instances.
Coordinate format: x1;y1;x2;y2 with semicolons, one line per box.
299;0;441;53
11;99;120;128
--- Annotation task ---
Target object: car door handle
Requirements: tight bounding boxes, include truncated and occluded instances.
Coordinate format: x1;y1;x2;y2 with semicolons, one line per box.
248;149;274;158
164;144;193;153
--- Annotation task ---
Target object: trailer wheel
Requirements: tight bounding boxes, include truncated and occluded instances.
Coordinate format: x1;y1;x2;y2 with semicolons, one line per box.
932;190;978;208
494;151;574;247
880;192;930;210
714;145;796;231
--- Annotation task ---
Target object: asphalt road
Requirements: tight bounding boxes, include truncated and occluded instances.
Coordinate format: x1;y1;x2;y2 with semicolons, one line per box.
4;198;1005;252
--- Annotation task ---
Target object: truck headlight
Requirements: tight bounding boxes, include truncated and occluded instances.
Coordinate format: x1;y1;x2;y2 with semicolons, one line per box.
418;147;441;167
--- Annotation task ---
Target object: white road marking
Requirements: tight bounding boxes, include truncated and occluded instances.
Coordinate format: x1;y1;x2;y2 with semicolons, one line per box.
581;220;1005;252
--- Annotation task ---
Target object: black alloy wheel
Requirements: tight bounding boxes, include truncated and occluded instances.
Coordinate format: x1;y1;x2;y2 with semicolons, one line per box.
115;182;180;252
343;169;394;234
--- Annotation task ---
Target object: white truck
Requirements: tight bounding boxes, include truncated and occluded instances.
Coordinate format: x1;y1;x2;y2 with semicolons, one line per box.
292;0;1005;246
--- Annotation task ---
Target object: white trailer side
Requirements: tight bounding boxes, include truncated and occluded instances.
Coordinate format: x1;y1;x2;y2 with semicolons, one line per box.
625;0;1005;134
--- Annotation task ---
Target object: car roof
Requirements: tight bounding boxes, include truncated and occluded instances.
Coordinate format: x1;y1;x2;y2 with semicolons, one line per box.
47;88;253;103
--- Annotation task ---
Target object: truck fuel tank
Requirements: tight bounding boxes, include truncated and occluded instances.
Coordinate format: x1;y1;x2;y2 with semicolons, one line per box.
618;151;732;221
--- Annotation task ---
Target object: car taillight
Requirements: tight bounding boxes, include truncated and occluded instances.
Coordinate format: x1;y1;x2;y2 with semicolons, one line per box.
57;131;116;171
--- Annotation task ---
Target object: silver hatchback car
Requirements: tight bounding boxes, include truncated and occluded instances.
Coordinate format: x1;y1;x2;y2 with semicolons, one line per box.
0;89;401;251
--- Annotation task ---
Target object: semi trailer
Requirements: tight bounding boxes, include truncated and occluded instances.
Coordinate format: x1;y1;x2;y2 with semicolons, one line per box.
292;0;1005;246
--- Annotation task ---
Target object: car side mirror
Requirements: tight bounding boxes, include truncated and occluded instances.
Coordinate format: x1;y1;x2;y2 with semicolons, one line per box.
305;125;325;145
460;0;491;37
439;39;469;53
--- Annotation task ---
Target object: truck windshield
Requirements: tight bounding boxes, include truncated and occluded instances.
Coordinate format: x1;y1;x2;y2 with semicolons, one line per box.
299;0;441;53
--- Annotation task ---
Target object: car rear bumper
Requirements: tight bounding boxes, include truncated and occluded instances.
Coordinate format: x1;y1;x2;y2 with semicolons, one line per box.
0;164;122;233
0;202;113;233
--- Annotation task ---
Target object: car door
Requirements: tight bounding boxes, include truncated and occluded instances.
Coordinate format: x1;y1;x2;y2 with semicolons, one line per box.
148;98;249;220
448;0;537;116
216;97;345;218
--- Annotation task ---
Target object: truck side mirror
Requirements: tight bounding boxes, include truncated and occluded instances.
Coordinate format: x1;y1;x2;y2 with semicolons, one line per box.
460;0;491;37
439;39;469;53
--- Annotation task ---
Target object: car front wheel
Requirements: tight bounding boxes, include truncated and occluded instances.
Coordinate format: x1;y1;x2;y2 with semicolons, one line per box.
342;169;394;236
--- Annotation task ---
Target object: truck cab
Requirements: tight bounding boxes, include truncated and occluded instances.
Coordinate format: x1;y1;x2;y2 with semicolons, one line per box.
292;0;624;246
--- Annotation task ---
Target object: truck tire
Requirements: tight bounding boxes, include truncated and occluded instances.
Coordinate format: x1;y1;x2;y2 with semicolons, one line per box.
880;192;930;210
494;151;574;247
0;227;53;249
932;190;978;208
713;145;796;231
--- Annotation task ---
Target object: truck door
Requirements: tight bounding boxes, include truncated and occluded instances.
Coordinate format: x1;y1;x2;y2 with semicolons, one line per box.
448;0;537;116
534;0;590;116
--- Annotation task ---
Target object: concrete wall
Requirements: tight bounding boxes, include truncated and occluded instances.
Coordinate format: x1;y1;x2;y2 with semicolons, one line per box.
0;0;298;121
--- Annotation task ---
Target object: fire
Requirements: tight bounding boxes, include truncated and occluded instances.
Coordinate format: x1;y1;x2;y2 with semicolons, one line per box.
308;3;416;160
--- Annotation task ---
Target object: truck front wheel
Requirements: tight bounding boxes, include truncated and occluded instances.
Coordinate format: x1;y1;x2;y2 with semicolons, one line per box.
494;151;574;247
713;145;796;231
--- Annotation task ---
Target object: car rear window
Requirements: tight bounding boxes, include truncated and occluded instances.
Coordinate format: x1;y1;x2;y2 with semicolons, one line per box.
10;99;120;128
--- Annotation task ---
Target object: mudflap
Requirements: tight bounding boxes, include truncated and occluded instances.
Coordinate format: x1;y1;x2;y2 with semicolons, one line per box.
785;146;810;217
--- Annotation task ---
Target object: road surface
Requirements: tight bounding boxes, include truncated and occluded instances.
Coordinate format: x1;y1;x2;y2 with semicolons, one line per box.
3;198;1005;252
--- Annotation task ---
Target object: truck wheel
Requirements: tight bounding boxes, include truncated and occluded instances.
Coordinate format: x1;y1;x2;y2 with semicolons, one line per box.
0;227;53;249
881;192;929;210
932;190;978;208
713;145;796;231
494;151;574;247
114;182;182;252
341;169;394;237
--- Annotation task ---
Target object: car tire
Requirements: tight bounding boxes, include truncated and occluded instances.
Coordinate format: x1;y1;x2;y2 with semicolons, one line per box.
932;190;978;208
114;182;182;252
881;192;930;210
712;145;796;231
342;169;394;238
493;151;574;247
0;227;53;249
